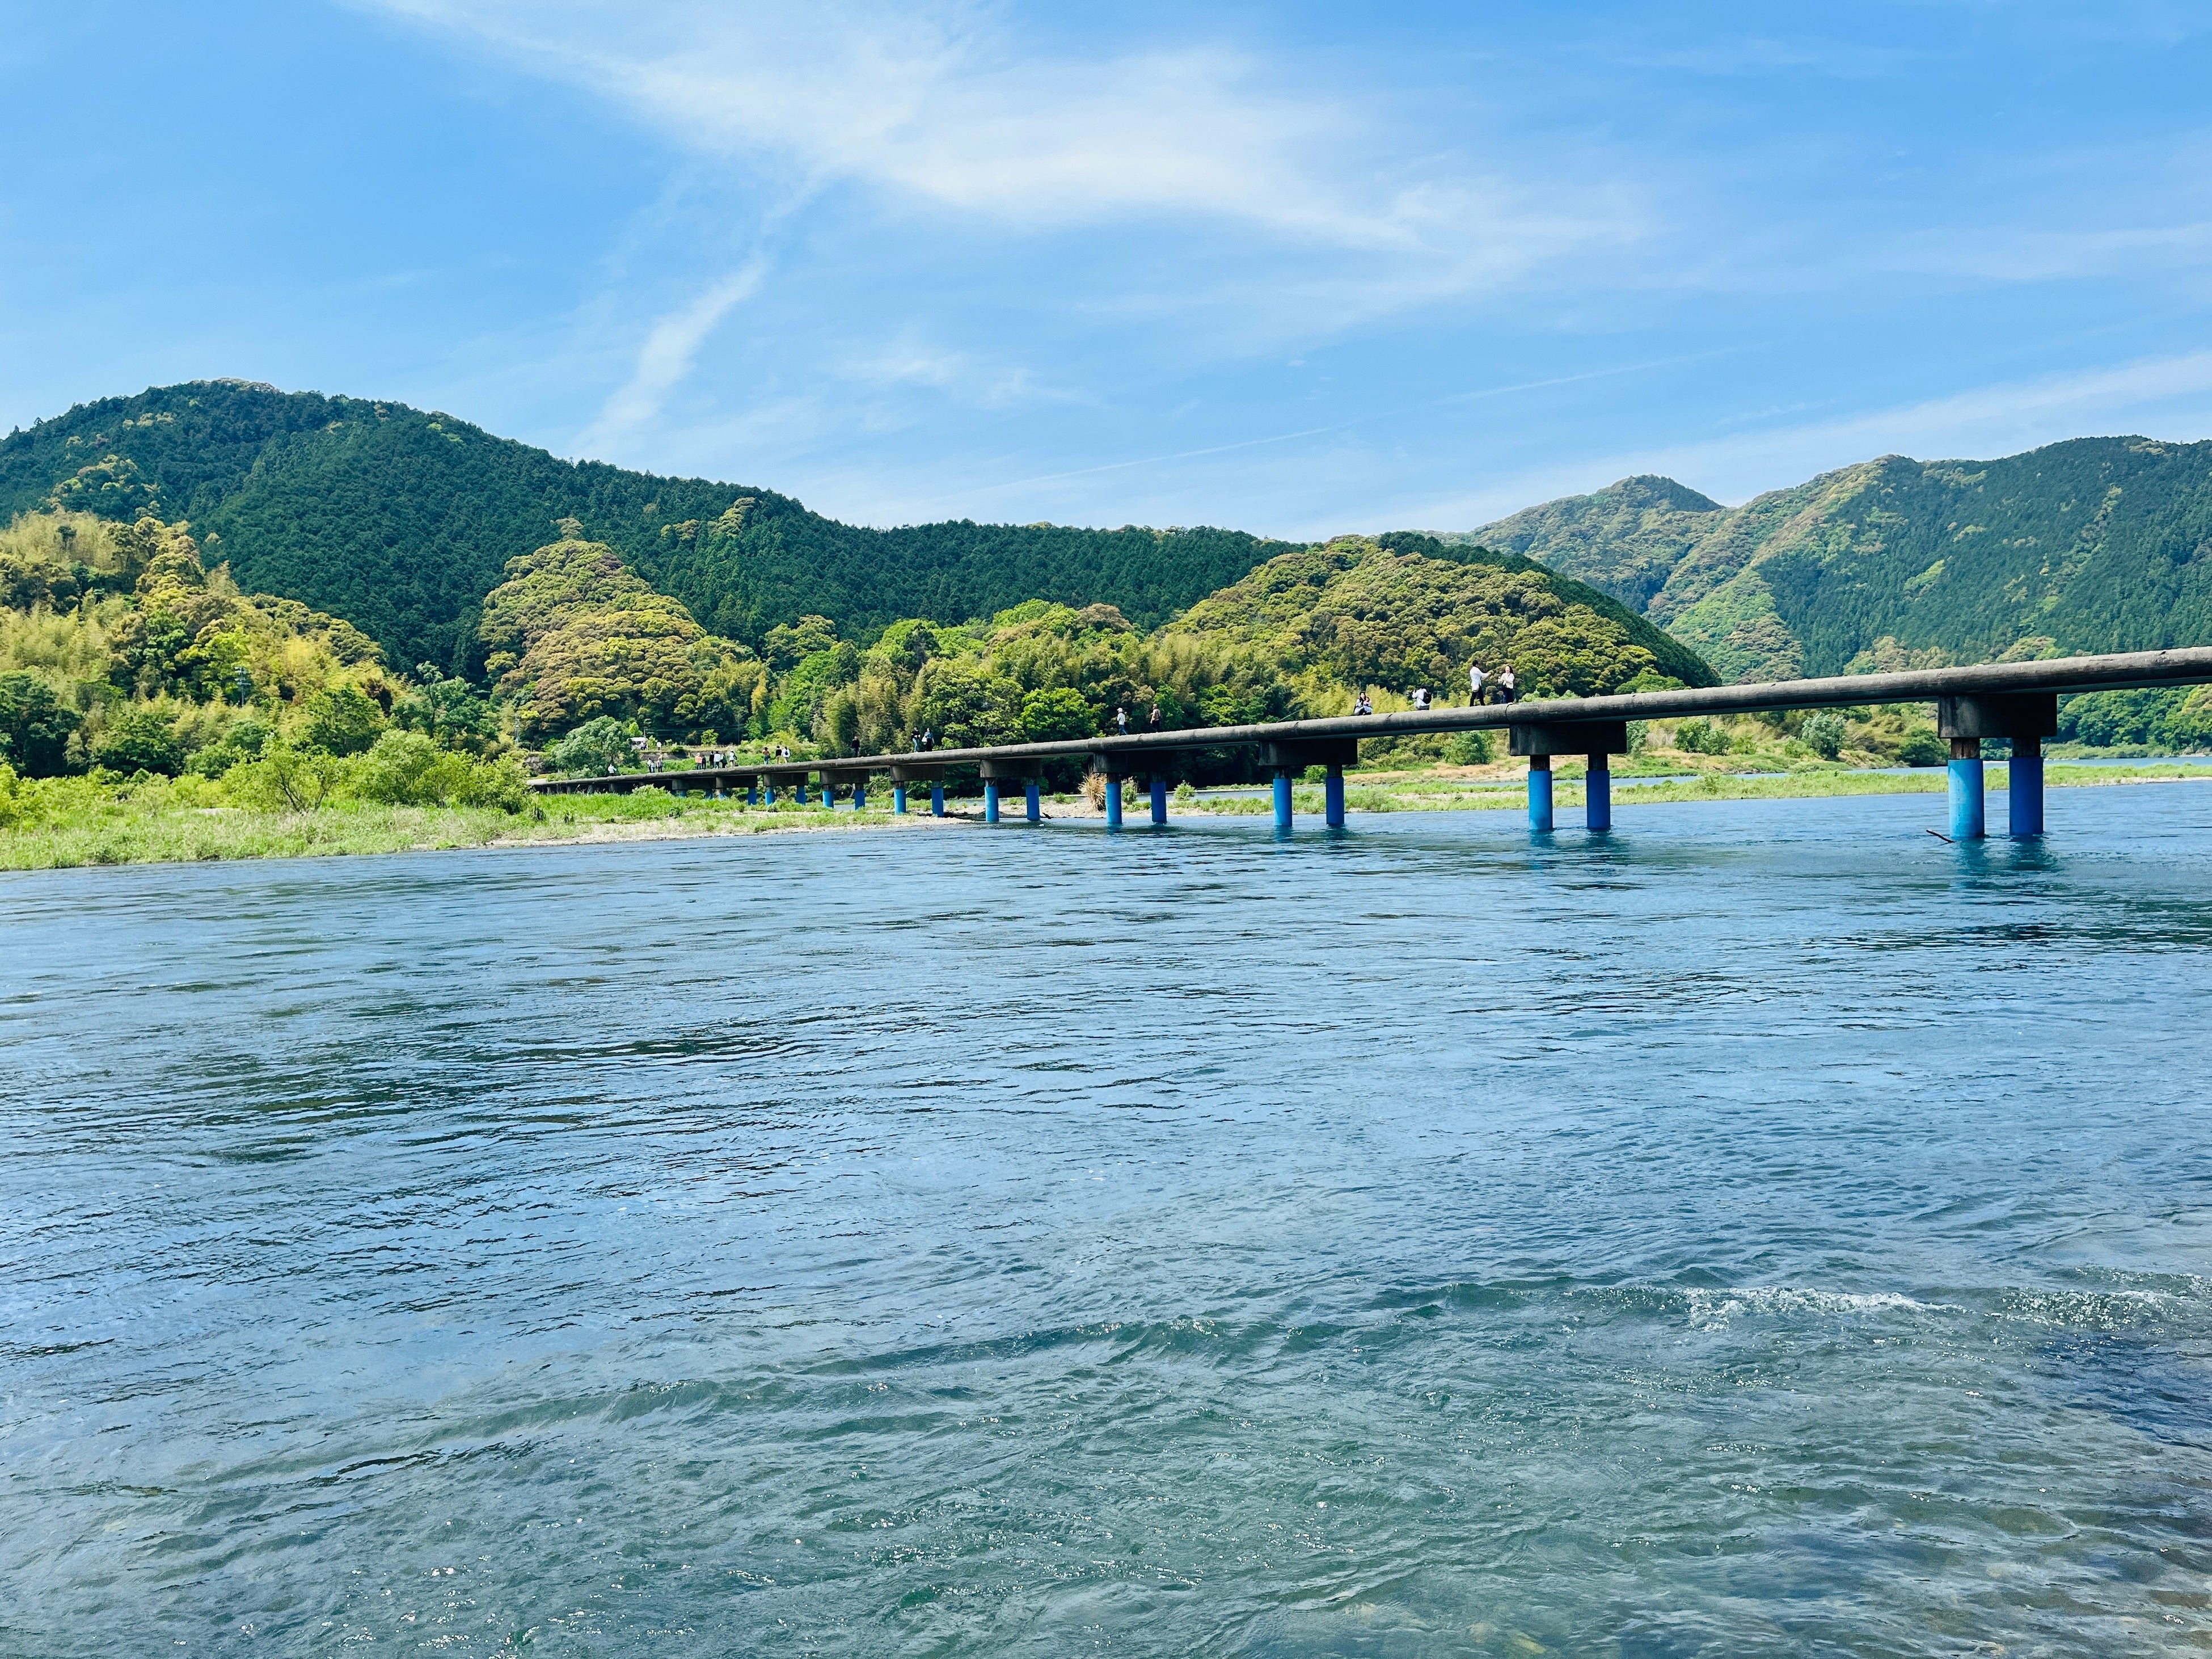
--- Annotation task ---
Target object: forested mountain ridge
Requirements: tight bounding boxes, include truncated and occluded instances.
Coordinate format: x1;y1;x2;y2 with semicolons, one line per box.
0;381;1305;675
1452;438;2212;681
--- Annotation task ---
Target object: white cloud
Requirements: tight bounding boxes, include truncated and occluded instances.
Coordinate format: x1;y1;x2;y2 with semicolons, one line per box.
358;0;1630;276
575;258;766;453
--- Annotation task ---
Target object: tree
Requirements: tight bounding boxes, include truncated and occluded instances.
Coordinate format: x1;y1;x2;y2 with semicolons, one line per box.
93;707;186;775
0;672;81;776
302;683;387;754
1020;686;1095;742
546;716;634;777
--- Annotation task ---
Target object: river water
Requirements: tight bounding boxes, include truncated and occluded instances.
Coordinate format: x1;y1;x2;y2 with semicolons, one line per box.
6;785;2212;1656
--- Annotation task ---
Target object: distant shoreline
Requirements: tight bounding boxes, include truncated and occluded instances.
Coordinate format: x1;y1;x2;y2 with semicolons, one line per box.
1;761;2205;874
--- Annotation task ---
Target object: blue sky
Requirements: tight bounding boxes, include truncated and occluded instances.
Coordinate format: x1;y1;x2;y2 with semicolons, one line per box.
5;2;2212;536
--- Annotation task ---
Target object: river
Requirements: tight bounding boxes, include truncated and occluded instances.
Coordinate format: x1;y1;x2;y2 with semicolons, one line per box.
6;784;2212;1654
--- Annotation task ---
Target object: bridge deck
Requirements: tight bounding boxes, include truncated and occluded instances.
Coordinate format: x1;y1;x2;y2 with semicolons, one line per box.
529;646;2212;795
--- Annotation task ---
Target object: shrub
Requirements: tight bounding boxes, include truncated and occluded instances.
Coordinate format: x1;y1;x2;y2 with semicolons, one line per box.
1801;710;1847;761
1896;728;1948;767
356;731;472;805
1673;717;1731;755
1445;730;1496;765
230;745;346;810
93;707;186;775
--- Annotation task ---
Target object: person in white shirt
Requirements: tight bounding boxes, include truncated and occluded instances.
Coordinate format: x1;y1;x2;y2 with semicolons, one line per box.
1469;662;1487;705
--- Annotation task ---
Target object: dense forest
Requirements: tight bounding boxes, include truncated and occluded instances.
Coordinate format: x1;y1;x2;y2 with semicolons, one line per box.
1460;438;2212;681
0;382;1303;674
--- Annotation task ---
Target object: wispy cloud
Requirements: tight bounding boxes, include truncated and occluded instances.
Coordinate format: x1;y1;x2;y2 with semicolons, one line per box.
575;258;766;453
358;1;1632;286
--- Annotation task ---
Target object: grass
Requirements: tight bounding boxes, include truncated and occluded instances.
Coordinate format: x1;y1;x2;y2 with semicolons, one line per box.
1;758;2206;873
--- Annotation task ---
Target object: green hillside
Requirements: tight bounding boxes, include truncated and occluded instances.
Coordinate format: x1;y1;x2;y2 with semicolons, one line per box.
1180;533;1716;694
1452;439;2212;681
0;381;1303;675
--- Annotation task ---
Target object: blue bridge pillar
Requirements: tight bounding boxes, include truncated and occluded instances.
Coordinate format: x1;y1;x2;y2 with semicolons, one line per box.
893;784;907;814
2010;737;2044;837
764;782;778;806
853;782;866;811
821;782;835;809
1272;770;1293;833
1150;775;1168;826
1104;776;1123;830
746;782;759;807
1528;755;1554;833
1586;753;1612;833
1325;765;1345;829
931;784;947;817
1026;780;1042;823
1948;739;1986;841
984;780;1001;824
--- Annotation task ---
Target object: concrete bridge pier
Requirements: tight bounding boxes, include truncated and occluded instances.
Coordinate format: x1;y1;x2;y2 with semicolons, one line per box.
821;780;836;810
1512;720;1627;835
1150;775;1169;826
1947;742;1985;840
893;785;906;814
932;784;947;817
1256;739;1358;837
1941;694;2057;838
1105;778;1124;829
983;780;1001;823
1027;780;1042;823
1586;753;1612;833
746;780;759;807
2011;740;2044;837
763;780;777;806
852;782;867;810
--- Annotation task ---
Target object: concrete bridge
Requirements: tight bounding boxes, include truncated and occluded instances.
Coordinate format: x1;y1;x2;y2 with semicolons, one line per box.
529;646;2212;841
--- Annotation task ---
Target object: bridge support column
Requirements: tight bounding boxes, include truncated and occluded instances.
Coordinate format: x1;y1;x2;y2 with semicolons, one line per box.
821;782;835;809
931;784;947;817
853;783;866;811
893;785;907;814
1529;755;1554;833
1272;770;1293;833
1105;776;1123;830
1948;740;1986;841
1325;765;1345;829
1586;753;1612;833
764;782;776;806
746;782;758;807
2010;737;2044;837
984;780;1001;824
1150;775;1168;826
1027;781;1042;823
1939;694;2055;842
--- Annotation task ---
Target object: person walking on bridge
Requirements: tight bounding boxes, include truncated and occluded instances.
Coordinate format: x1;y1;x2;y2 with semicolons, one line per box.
1497;664;1517;704
1116;706;1129;736
1468;662;1487;705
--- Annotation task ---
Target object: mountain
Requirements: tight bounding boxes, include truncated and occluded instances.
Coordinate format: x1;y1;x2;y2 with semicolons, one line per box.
1453;439;2212;680
0;381;1305;676
1468;474;1726;612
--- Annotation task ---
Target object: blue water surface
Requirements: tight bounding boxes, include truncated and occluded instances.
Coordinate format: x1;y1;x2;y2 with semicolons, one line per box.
5;784;2212;1656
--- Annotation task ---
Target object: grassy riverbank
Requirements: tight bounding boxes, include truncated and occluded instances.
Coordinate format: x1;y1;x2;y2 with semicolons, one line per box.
1;760;2205;871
